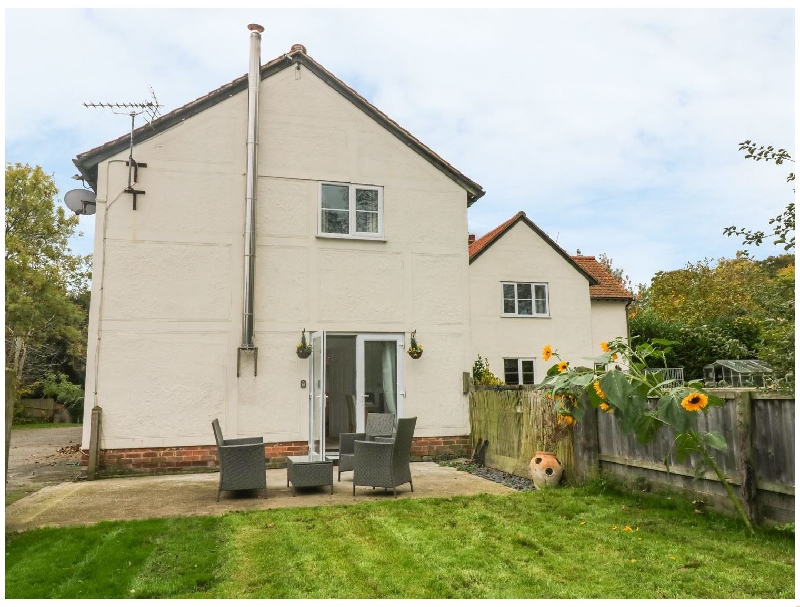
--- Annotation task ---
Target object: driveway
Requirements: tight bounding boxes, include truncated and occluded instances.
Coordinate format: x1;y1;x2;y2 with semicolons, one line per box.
6;425;84;502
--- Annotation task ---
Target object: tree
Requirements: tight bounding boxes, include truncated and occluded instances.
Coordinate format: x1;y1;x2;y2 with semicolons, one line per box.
724;140;795;251
596;252;635;295
643;255;766;325
629;254;794;383
5;163;91;393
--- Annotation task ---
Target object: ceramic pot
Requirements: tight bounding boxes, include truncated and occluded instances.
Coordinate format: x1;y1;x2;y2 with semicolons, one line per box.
530;451;563;489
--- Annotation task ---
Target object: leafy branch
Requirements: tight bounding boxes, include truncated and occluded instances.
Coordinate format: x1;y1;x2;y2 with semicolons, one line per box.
724;140;794;252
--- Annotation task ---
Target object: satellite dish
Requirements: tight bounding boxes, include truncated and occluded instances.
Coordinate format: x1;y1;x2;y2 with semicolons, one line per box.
64;189;97;215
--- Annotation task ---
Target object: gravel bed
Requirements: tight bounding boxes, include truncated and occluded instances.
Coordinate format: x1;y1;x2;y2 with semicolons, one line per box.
443;461;535;491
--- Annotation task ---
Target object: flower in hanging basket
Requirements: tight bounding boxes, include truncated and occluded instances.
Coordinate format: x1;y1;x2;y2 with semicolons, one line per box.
407;330;423;359
296;329;313;359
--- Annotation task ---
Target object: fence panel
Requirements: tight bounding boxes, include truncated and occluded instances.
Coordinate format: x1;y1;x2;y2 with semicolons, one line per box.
20;398;55;421
597;390;793;523
469;386;794;522
468;387;574;480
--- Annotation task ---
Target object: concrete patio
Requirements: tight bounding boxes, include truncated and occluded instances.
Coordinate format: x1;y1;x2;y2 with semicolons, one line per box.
5;462;514;532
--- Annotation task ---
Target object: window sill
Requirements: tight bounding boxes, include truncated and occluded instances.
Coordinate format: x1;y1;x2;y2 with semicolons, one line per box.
500;314;550;319
316;233;386;242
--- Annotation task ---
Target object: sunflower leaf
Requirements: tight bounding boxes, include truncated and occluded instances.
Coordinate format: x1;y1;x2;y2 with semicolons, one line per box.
634;414;663;444
675;433;700;463
702;431;727;452
693;462;709;481
599;370;630;412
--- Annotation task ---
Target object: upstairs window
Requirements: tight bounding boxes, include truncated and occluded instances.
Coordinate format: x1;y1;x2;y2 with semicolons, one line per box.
319;182;383;239
504;358;535;385
502;282;549;316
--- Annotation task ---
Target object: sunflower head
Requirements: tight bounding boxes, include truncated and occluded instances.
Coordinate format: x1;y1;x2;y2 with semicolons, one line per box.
542;345;553;362
599;402;612;413
557;414;577;427
557;361;569;373
681;392;709;412
601;342;610;353
593;380;606;399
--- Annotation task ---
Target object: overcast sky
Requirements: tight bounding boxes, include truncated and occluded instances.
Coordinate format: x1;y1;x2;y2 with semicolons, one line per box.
4;8;795;287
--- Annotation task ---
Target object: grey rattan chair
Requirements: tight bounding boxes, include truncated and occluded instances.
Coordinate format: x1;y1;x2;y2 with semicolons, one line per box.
337;413;396;481
352;417;416;497
212;418;266;501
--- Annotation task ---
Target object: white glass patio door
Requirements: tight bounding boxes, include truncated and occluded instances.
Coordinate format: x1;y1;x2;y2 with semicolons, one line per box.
308;331;326;458
355;334;405;432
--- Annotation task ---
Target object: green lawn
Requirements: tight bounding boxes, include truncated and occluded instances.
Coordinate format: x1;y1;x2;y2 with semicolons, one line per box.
5;483;794;599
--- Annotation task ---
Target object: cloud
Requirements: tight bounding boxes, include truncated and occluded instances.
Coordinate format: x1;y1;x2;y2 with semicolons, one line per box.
5;8;794;283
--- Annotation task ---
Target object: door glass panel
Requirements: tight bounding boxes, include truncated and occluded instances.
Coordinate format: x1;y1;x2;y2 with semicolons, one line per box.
309;332;325;457
363;340;398;418
324;336;356;450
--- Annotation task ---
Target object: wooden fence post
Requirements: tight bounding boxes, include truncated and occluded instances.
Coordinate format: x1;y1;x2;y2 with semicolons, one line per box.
87;406;102;481
572;404;600;483
735;391;758;525
5;369;16;484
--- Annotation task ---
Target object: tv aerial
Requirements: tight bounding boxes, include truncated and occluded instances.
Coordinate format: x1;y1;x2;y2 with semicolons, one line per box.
82;87;164;210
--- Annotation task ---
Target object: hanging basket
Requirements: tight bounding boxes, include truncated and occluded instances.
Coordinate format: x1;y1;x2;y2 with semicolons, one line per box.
407;330;423;359
296;328;312;359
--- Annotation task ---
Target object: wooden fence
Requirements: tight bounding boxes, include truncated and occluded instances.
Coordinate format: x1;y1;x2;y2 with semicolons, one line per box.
468;386;574;480
467;387;794;523
20;398;55;421
597;390;794;523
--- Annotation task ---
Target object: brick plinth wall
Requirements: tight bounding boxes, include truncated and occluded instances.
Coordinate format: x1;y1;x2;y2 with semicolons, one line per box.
80;436;471;477
411;436;471;459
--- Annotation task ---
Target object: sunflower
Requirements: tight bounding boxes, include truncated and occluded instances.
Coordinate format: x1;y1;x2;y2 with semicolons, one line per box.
557;414;577;426
601;342;610;353
593;381;606;399
557;361;569;373
599;402;612;413
542;345;553;362
611;353;618;361
681;392;709;412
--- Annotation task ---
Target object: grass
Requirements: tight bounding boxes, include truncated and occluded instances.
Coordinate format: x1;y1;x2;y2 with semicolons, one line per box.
5;490;36;507
5;483;794;599
11;422;82;430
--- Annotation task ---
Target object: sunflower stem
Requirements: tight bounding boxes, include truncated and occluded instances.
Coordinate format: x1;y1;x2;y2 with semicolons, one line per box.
697;440;755;535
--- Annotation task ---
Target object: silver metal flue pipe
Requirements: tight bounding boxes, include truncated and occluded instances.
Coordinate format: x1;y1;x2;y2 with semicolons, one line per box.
241;23;263;350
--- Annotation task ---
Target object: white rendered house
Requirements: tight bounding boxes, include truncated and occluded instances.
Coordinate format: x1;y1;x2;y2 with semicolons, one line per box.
74;30;629;475
74;32;484;473
468;212;631;386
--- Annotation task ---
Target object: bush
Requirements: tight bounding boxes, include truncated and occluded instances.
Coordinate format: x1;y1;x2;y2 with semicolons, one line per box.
472;355;504;386
42;373;84;421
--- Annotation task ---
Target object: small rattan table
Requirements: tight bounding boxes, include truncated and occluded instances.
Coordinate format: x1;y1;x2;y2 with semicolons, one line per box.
286;455;334;496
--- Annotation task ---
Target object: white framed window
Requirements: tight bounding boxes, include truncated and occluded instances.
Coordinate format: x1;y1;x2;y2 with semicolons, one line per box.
319;182;384;239
504;358;535;385
501;282;549;316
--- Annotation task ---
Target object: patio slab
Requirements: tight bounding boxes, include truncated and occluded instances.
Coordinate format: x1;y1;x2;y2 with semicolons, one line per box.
5;462;514;532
